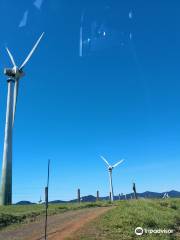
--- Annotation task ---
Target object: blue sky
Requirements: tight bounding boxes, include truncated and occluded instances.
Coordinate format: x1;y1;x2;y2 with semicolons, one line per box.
0;0;180;203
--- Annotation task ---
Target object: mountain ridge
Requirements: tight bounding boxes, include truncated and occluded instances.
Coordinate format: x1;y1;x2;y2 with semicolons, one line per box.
15;190;180;205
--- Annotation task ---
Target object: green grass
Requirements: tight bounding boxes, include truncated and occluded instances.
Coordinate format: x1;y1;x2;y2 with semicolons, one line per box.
0;201;112;229
69;199;180;240
1;199;180;239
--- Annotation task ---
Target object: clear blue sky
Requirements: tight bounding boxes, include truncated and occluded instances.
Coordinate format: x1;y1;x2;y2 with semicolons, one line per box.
0;0;179;203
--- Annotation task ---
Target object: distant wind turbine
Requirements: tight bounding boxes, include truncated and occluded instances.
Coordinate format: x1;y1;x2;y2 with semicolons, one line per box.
100;156;124;202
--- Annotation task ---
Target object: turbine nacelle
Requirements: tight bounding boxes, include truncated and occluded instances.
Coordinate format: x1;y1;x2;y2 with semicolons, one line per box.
4;67;25;80
108;166;113;171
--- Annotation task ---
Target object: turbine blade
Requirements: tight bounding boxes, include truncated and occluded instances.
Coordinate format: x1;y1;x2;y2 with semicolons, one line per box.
112;159;124;168
6;47;16;67
13;80;19;126
79;26;83;57
20;32;44;69
100;156;110;167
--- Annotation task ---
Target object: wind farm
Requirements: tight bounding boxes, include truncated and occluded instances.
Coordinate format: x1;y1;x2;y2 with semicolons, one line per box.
0;1;180;240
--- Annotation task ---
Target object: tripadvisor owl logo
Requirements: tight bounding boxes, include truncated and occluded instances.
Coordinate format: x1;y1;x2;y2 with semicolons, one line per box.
135;227;174;236
135;227;144;236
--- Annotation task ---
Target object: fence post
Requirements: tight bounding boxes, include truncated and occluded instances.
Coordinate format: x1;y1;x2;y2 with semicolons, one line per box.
96;190;99;201
133;182;138;199
44;159;50;240
77;188;81;203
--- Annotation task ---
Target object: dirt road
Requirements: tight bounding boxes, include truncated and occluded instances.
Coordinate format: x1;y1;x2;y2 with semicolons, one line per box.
0;207;112;240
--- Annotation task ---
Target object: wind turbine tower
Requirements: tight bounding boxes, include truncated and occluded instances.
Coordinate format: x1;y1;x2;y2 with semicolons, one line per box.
100;156;124;202
0;33;44;205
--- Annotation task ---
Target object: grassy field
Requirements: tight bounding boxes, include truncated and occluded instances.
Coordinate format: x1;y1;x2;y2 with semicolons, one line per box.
0;199;180;240
0;201;111;229
69;199;180;240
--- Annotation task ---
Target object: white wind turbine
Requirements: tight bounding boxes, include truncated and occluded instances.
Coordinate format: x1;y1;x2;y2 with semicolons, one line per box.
0;33;44;205
100;156;124;202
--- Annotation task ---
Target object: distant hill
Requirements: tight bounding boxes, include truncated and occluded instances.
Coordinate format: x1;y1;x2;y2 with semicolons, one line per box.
167;190;180;197
15;190;180;204
70;195;97;203
113;190;180;200
16;201;35;205
72;190;180;202
49;200;67;204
